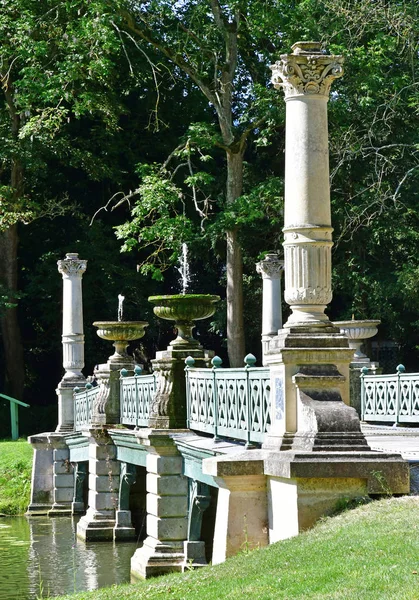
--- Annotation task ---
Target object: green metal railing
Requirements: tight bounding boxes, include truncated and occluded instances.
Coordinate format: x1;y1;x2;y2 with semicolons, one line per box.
120;366;157;427
0;393;30;440
185;354;271;446
361;364;419;424
73;383;100;431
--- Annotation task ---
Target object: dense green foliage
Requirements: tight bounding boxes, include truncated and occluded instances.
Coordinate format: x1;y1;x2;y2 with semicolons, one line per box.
0;439;33;515
54;497;419;599
0;0;418;403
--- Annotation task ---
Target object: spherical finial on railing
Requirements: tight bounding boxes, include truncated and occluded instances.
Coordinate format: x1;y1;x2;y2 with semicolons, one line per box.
397;364;406;374
73;387;80;394
120;368;129;378
211;356;223;368
244;354;257;367
185;356;196;368
361;367;369;376
134;365;143;376
85;383;93;390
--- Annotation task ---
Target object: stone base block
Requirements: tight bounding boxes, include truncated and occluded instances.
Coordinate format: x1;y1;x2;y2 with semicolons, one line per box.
26;503;53;516
114;510;136;541
265;451;409;543
48;503;73;516
183;541;207;569
131;537;186;579
77;511;116;541
72;501;85;514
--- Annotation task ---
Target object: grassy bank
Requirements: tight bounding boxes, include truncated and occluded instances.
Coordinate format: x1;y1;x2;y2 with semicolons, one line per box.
55;496;419;600
0;439;33;515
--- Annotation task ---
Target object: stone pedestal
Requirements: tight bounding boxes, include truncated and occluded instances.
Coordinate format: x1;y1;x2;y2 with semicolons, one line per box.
131;431;189;579
56;253;87;432
149;346;213;429
77;428;120;541
265;452;409;542
91;361;127;426
207;464;268;564
27;434;54;514
256;254;284;365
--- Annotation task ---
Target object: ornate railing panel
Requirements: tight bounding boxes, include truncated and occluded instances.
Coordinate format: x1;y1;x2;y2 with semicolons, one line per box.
361;365;419;423
185;355;271;445
74;385;99;431
120;368;156;427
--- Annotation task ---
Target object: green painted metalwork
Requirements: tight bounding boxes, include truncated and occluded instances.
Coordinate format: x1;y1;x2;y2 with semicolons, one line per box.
0;392;29;440
120;370;156;427
74;385;100;431
185;356;271;444
361;364;419;424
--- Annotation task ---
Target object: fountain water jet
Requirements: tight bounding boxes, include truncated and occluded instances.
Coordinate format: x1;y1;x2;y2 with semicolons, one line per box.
177;243;191;295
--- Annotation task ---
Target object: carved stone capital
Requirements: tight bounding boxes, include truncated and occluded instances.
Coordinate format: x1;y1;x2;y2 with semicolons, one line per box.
271;41;344;99
57;253;87;278
256;254;284;280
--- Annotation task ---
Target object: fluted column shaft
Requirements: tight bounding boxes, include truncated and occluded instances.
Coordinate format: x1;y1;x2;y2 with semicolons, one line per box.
271;42;344;326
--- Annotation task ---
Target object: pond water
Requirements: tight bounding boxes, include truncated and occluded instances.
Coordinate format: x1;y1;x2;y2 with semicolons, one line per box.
0;516;140;600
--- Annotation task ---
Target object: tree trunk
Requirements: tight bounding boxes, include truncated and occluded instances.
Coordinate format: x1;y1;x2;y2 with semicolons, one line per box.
0;223;25;400
226;150;245;367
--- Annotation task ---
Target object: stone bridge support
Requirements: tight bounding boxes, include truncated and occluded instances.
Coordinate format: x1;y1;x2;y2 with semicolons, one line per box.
131;430;189;579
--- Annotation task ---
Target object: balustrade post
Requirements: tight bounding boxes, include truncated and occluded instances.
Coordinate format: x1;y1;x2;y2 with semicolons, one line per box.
360;367;368;421
244;354;257;448
135;365;142;428
212;356;222;441
396;364;406;425
185;356;195;429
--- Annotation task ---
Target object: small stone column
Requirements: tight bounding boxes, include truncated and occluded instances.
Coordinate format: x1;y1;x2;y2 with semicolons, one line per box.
256;254;284;364
271;42;344;327
56;253;87;432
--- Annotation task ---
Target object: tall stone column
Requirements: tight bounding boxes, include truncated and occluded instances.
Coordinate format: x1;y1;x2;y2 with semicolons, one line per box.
271;41;343;327
256;254;284;364
56;253;87;432
265;42;364;449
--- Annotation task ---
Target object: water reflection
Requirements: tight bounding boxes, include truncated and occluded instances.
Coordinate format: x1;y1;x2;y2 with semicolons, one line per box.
0;516;139;600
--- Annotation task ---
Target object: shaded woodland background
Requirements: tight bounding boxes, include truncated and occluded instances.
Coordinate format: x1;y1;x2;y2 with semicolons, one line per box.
1;0;418;435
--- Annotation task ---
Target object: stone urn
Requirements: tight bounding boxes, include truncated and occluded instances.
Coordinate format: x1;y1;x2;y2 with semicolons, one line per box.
93;321;148;364
333;320;380;361
148;294;220;347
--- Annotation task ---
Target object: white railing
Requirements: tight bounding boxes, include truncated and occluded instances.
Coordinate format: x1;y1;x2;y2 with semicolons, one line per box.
185;355;271;446
120;367;157;427
74;384;99;431
361;365;419;423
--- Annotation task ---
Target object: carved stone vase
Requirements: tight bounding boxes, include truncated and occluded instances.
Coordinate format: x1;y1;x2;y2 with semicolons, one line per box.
147;294;219;428
92;320;148;425
333;320;380;362
148;294;220;348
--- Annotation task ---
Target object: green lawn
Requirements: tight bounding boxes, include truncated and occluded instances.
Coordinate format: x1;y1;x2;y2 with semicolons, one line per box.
54;496;419;600
0;439;33;515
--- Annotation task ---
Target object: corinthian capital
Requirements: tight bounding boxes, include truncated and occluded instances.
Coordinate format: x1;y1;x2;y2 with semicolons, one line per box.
57;253;87;278
256;254;284;280
270;41;344;99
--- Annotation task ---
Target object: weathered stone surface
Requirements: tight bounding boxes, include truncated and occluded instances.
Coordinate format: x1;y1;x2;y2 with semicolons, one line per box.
56;253;87;432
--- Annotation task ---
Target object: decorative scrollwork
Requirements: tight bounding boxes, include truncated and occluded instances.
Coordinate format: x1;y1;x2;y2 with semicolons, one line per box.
271;41;344;99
